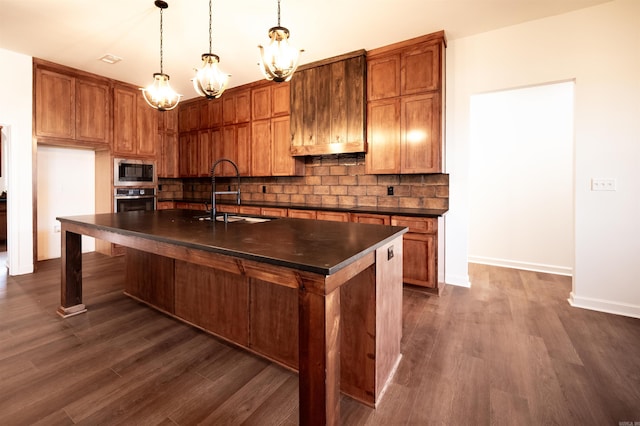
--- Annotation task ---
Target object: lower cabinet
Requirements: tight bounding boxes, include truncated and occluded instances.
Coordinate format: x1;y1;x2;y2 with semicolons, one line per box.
391;215;438;290
171;202;441;292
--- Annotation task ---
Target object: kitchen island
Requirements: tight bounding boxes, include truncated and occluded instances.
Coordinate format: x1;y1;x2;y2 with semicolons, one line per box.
57;209;407;426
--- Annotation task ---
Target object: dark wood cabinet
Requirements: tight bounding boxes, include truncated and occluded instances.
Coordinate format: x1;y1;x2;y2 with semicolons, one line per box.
223;89;250;125
251;119;271;176
34;60;111;148
365;31;445;174
290;50;366;156
113;83;157;157
158;109;179;178
391;216;438;289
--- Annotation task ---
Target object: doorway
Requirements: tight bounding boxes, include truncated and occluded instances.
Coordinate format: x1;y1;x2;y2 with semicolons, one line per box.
468;81;574;275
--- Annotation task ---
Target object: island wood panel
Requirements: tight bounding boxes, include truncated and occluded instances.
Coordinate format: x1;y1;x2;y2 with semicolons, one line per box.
175;260;249;345
249;278;299;367
124;248;175;314
261;207;288;217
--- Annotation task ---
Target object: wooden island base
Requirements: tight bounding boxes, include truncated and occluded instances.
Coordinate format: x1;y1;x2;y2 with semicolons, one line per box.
57;212;405;426
124;246;402;409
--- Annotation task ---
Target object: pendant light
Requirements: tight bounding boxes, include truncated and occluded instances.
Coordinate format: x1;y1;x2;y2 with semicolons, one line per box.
193;0;230;98
142;0;182;111
258;0;303;83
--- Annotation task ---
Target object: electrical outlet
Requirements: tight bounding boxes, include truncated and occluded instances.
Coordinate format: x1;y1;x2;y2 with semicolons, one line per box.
387;186;394;196
53;224;61;233
387;246;394;260
591;178;617;191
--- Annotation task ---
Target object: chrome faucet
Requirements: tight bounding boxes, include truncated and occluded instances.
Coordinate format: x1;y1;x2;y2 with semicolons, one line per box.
210;158;241;222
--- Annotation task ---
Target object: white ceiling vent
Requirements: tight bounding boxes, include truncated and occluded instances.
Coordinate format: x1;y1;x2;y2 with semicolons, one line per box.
99;54;123;64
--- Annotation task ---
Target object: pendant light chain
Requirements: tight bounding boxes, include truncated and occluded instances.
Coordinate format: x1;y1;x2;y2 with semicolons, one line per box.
159;6;164;74
208;0;213;54
277;0;281;26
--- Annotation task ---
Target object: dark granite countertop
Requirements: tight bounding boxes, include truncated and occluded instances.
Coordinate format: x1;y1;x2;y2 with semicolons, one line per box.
58;209;407;275
159;198;447;218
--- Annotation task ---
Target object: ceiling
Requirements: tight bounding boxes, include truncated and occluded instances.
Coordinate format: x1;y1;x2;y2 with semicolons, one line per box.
1;0;612;101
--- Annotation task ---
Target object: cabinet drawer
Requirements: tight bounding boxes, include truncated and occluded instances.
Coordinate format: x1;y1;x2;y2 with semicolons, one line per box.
261;207;288;217
157;201;175;210
317;211;350;222
350;213;391;225
391;216;436;234
289;209;317;219
217;204;239;214
238;206;262;215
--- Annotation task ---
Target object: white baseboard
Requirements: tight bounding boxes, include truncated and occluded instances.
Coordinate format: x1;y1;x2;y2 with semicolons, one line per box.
568;292;640;320
445;273;471;288
468;256;572;276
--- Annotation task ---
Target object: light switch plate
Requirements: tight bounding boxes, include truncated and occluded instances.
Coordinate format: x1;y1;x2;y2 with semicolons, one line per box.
591;178;617;191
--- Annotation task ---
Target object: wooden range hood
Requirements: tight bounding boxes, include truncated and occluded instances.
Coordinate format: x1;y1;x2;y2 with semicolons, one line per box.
289;50;366;156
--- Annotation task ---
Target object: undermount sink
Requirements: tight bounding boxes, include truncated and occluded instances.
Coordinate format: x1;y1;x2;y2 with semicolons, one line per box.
195;214;272;224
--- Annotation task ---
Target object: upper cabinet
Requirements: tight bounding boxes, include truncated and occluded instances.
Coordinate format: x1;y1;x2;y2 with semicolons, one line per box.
34;59;111;148
112;83;158;158
290;50;366;156
366;31;445;175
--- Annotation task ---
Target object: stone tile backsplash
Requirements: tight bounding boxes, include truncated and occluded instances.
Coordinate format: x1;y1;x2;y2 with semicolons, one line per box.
159;153;449;210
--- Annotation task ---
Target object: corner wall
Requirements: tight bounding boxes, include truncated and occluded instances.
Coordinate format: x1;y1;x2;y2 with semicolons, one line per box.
0;48;34;275
446;0;640;317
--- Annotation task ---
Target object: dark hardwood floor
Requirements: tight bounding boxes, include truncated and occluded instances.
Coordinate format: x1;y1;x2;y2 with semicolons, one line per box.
1;253;639;425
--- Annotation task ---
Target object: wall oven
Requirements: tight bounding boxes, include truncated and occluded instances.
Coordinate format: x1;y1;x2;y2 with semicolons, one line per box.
114;158;156;186
114;187;156;213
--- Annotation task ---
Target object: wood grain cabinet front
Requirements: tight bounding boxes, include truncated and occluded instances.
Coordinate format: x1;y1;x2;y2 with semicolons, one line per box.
35;61;111;148
290;50;366;156
391;216;438;289
113;83;158;158
365;31;445;175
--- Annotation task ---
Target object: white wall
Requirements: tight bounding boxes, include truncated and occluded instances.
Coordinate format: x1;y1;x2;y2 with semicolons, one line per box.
0;48;34;275
445;0;640;318
37;146;96;260
468;82;574;275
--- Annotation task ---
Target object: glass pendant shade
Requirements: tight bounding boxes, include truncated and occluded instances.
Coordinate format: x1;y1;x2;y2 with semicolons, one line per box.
142;73;181;111
193;53;230;99
258;26;302;83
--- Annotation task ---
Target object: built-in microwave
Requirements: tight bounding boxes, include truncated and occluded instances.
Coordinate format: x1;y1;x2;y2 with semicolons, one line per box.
114;158;156;186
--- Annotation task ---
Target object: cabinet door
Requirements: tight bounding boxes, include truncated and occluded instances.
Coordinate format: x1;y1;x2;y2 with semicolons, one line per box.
367;53;400;101
401;42;441;95
198;130;213;177
178;102;199;132
223;90;251;125
113;86;137;155
251;119;271;176
252;85;271;121
401;93;441;173
271;83;290;116
272;116;303;176
35;68;75;139
179;132;198;177
158;132;178;178
402;233;437;288
236;123;251;176
136;95;158;156
159;108;178;132
75;78;110;144
217;127;238;177
365;99;401;174
208;98;223;128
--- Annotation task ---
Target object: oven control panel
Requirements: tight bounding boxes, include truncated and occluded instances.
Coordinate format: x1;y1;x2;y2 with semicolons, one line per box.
114;187;156;197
